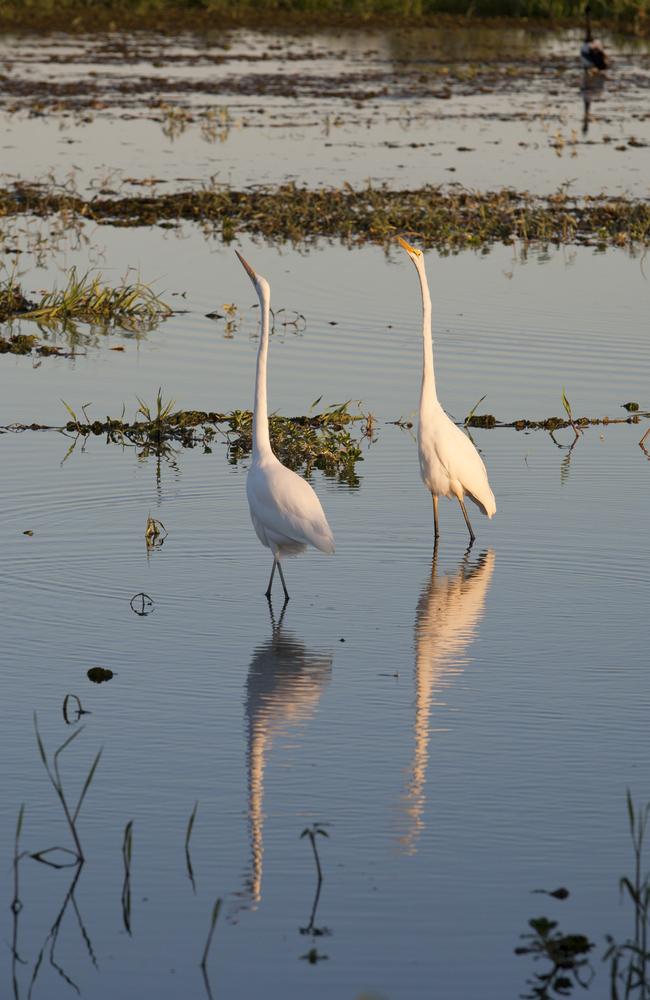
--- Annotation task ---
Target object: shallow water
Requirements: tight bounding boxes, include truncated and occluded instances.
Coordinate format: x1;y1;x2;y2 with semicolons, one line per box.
2;235;650;999
1;26;650;195
2;20;650;1000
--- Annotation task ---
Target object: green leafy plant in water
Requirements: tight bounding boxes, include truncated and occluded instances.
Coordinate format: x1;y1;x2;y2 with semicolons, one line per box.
32;713;103;864
136;387;176;425
516;916;594;997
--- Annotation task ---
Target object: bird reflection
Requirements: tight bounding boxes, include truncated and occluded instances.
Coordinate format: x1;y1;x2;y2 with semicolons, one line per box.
580;72;605;135
235;600;333;915
399;546;495;855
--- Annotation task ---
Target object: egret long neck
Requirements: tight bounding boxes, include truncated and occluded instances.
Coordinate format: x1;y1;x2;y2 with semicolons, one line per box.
418;264;438;403
253;287;273;459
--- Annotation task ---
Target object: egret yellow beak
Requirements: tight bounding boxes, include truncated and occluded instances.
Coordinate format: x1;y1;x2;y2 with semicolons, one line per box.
236;250;257;283
397;236;421;256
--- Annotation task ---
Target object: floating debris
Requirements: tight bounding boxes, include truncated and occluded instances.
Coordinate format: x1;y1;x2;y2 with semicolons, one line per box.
130;592;155;616
62;693;89;724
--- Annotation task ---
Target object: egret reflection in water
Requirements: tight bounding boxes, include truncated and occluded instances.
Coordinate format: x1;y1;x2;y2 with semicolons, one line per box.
399;547;495;854
235;601;333;914
580;72;606;135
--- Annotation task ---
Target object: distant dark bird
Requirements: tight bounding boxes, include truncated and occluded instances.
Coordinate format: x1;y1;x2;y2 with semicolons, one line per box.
581;4;608;72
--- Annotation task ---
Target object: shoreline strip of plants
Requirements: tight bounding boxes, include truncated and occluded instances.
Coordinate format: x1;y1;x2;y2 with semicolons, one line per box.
0;2;643;36
2;183;649;250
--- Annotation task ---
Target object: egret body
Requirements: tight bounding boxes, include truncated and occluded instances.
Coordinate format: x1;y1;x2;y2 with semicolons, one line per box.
236;252;335;600
398;237;496;543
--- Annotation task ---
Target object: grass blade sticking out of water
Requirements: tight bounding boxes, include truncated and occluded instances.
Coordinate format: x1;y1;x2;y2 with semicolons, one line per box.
464;394;487;428
12;804;28;997
200;897;222;1000
32;713;102;863
1;267;171;332
185;801;199;893
121;821;133;935
604;791;650;999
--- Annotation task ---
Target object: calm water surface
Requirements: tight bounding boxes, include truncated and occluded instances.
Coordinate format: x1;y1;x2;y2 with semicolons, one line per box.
2;238;649;999
2;26;650;195
1;22;650;1000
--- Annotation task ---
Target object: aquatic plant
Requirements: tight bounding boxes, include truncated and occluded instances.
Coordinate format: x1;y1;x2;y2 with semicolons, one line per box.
516;916;594;997
32;713;102;864
0;0;646;33
51;397;369;485
0;333;62;356
3;182;650;250
604;792;650;999
20;267;172;330
300;823;331;941
518;793;650;999
0;274;33;322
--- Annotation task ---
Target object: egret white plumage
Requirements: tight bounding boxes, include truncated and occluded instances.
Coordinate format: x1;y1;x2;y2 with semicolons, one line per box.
236;251;334;600
398;236;496;543
581;4;607;72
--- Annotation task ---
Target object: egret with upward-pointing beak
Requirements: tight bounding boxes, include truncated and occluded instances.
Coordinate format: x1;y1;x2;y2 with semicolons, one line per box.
236;251;335;600
398;237;496;543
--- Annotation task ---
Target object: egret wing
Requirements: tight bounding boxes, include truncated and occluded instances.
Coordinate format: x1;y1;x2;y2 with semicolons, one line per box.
247;462;335;553
435;418;496;517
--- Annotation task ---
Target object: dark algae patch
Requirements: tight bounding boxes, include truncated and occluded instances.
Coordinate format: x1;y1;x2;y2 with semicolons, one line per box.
87;667;114;684
3;183;650;250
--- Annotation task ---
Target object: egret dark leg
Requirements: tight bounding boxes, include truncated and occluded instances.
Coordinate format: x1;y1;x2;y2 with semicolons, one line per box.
432;495;439;540
459;498;476;544
276;560;290;601
265;558;277;598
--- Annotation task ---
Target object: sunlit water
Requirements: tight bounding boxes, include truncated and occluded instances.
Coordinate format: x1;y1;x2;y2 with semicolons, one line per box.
1;236;649;999
1;26;650;195
2;21;650;1000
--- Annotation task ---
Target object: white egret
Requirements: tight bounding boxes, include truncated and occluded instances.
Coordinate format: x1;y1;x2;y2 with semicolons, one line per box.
581;4;607;72
398;236;496;543
236;251;335;600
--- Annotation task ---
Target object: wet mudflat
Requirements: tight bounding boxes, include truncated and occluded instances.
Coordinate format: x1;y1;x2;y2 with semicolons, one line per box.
2;19;650;1000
